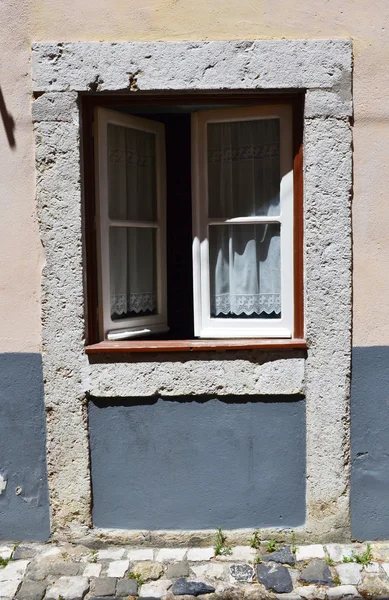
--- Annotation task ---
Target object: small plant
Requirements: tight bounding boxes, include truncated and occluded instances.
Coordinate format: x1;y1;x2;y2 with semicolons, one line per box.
0;557;10;569
214;527;232;557
266;539;277;553
342;555;354;563
333;575;341;586
128;571;145;586
325;556;335;566
254;555;262;564
250;529;261;550
89;549;98;563
291;531;297;554
353;544;373;566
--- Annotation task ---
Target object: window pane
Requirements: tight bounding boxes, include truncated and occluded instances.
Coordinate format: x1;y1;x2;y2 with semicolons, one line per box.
107;124;157;221
207;119;280;218
109;227;157;321
209;223;281;319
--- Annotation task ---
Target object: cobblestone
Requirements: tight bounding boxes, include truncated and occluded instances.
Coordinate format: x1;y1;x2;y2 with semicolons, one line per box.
0;541;389;600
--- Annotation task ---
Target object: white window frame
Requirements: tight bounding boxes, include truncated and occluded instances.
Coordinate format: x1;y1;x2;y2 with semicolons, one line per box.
191;105;294;339
95;107;168;340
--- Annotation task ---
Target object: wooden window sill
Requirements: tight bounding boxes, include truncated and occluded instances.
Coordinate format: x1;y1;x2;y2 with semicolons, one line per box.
85;338;307;354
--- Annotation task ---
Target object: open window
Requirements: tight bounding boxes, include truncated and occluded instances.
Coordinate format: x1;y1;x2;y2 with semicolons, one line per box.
90;98;302;344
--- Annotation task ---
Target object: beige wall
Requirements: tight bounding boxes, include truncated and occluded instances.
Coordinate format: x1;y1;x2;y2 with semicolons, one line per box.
1;0;388;350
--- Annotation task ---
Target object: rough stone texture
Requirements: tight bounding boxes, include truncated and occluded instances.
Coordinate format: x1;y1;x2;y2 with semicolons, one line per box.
31;39;352;542
133;561;164;581
140;579;173;597
32;41;351;93
89;354;304;397
13;547;38;561
106;560;129;578
299;560;333;585
97;549;125;561
358;575;389;597
229;565;254;583
83;563;102;577
216;548;256;563
45;576;89;600
256;564;293;594
166;562;190;579
172;579;215;596
294;586;326;600
262;547;295;566
156;549;188;563
91;577;117;596
187;550;214;562
116;578;139;595
372;545;389;562
274;594;301;600
0;580;21;598
16;580;46;600
295;546;325;562
127;549;154;561
191;564;226;581
335;564;363;585
0;560;29;581
326;585;360;599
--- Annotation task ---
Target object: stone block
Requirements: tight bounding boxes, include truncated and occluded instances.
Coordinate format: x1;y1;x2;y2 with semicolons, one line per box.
16;580;46;600
326;545;354;563
0;580;21;598
45;576;89;600
299;559;333;585
294;586;326;600
133;562;164;581
262;547;295;566
140;579;173;598
0;561;30;581
32;92;78;122
127;549;154;561
106;560;129;578
256;564;293;594
97;549;125;561
191;564;226;580
155;549;188;563
335;564;363;585
172;579;215;596
13;547;38;561
326;585;360;599
359;575;389;597
92;577;117;596
166;562;190;579
295;546;325;562
0;547;13;560
83;563;102;577
187;549;214;562
216;547;256;563
229;564;254;582
116;578;139;596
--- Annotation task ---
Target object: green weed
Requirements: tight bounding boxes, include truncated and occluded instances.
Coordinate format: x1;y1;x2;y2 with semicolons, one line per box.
214;527;232;557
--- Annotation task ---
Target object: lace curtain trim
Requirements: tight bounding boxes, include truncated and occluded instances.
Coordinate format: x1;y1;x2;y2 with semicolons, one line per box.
108;147;155;168
212;293;281;316
208;143;280;164
111;292;157;315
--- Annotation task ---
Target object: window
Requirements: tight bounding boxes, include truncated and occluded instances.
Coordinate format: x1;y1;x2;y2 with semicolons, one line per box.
89;97;302;343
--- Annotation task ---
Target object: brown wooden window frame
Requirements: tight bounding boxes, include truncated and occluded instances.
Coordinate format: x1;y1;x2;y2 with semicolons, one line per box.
82;92;305;355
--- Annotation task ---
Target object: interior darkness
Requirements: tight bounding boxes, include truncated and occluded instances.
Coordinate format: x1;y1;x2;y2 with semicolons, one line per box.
109;104;278;338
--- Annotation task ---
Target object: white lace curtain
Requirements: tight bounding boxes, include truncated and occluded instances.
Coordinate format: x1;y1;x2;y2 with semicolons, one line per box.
107;123;157;320
207;119;281;318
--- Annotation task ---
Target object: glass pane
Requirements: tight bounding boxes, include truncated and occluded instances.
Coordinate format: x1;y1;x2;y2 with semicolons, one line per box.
107;123;157;221
207;118;280;218
209;223;281;319
109;227;157;321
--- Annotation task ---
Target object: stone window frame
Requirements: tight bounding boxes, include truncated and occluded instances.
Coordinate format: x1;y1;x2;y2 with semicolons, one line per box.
32;40;353;543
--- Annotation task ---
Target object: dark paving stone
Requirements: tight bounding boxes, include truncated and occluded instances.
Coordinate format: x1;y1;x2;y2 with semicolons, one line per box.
262;546;296;566
16;581;46;600
230;564;255;582
173;578;216;596
166;561;190;579
92;577;117;596
256;563;293;593
300;559;334;586
116;579;138;596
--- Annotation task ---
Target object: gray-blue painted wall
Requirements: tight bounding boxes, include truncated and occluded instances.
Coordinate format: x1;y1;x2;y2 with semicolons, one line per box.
351;346;389;540
89;396;306;530
0;353;50;541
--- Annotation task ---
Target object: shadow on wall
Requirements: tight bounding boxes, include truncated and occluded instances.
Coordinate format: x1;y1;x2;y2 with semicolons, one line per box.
0;353;50;540
89;395;306;530
0;87;15;148
351;346;389;540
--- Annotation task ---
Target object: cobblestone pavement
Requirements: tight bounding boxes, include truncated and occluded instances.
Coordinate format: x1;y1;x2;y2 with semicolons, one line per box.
1;541;389;600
